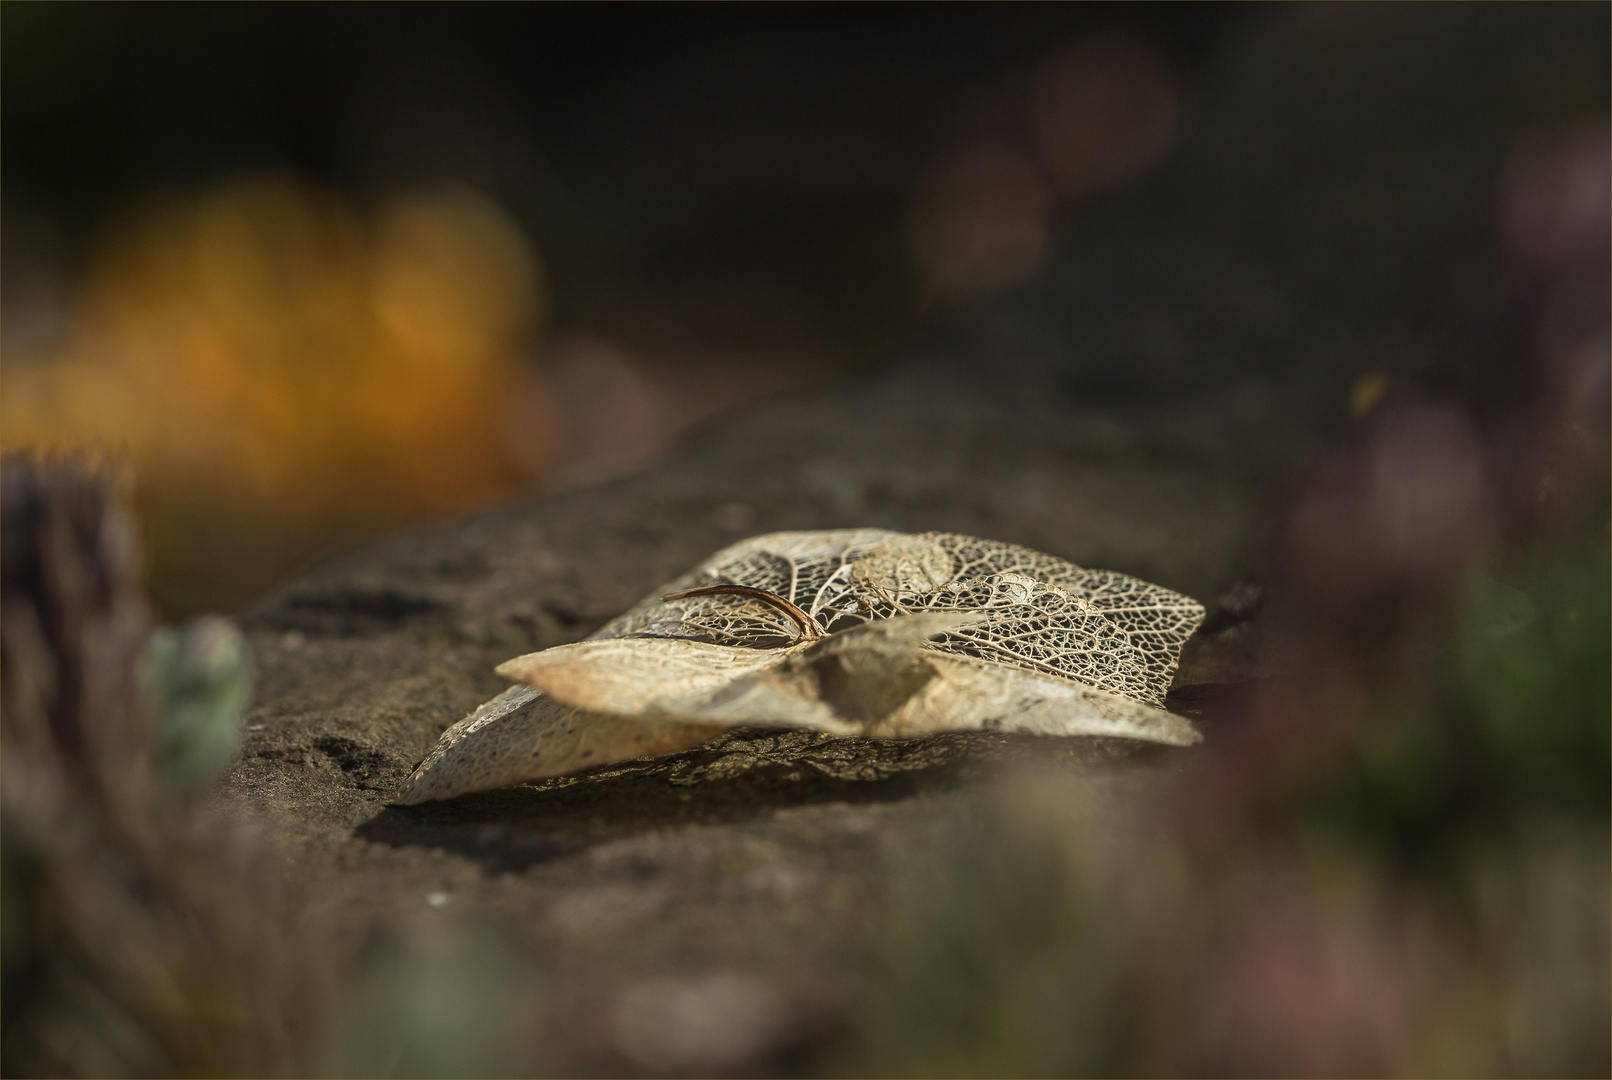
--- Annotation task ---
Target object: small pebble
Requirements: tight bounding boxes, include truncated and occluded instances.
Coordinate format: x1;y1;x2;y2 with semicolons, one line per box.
427;891;451;908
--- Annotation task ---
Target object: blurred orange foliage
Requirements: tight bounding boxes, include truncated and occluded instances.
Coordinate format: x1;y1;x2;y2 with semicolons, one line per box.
2;176;557;615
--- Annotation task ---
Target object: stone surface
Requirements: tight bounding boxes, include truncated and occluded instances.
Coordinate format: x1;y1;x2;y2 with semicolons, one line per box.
218;348;1296;1069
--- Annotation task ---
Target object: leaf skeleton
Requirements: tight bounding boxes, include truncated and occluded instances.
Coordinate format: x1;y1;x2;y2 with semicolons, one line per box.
393;529;1205;804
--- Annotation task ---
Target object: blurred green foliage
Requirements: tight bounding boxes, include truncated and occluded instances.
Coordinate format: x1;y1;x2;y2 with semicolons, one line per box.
1297;537;1610;872
1457;543;1611;817
853;784;1180;1077
318;922;546;1079
141;616;251;798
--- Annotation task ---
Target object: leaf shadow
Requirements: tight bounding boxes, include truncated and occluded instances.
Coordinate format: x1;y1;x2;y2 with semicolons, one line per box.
354;729;1157;875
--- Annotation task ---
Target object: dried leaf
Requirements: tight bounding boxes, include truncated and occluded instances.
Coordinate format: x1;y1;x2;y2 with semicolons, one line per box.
394;530;1205;804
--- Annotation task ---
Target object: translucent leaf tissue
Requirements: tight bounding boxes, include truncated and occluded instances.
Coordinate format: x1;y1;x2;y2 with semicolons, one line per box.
394;530;1206;804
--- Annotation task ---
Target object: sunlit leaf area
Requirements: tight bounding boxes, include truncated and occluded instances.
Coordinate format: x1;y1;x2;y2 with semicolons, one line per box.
3;5;1607;1077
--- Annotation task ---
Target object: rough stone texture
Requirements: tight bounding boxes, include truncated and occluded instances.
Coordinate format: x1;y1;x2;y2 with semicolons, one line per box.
217;350;1291;1066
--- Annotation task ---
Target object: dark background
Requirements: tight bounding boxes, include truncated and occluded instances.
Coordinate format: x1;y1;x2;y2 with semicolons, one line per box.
3;4;1239;329
6;3;1605;618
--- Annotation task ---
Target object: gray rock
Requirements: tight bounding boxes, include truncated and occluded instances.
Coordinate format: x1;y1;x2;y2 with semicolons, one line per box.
219;341;1294;1070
